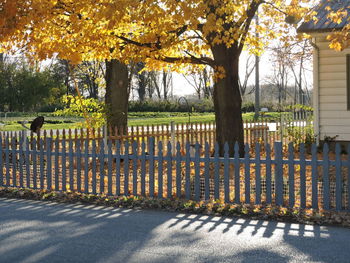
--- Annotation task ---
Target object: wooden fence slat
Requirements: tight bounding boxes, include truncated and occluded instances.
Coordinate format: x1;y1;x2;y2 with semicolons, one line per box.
46;138;52;190
39;139;44;189
32;138;38;189
224;142;230;203
91;140;97;195
107;140;112;195
299;143;306;209
99;140;105;194
25;138;30;188
141;141;146;196
116;140;121;196
204;142;210;200
54;138;59;190
311;143;318;209
76;140;82;192
335;143;342;211
123;141;129;196
62;139;66;191
165;142;171;198
274;142;283;206
255;143;261;204
0;136;3;186
176;142;182;198
323;143;330;210
288;143;295;207
69;138;74;191
132;141;138;196
194;143;201;201
233;142;239;203
149;138;155;197
11;137;16;187
5;137;9;187
185;142;191;200
19;137;24;188
265;143;272;204
214;142;220;200
158;141;164;198
348;144;350;211
244;144;250;204
84;139;89;194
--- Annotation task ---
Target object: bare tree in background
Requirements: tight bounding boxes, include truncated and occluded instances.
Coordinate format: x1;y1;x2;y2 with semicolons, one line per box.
151;70;173;100
267;44;292;106
183;67;213;99
239;54;256;97
288;39;313;105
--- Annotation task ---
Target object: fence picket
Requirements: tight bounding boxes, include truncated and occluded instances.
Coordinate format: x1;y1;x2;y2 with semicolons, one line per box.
19;137;24;188
107;140;112;195
39;139;44;189
224;143;230;203
323;143;330;210
176;142;182;198
274;142;283;206
69;138;74;191
141;141;146;196
265;143;272;204
5;135;10;186
299;143;306;208
76;140;82;192
91;140;97;195
116;140;121;196
158;141;164;198
149;138;155;197
24;137;31;188
311;143;318;209
46;138;52;190
214;142;220;200
0;136;2;186
348;144;350;211
84;139;89;194
123;141;129;196
244;144;250;203
132;141;138;196
185;142;191;200
335;143;342;211
167;142;173;199
62;139;66;191
11;137;16;187
99;140;105;194
288;143;295;207
55;138;59;190
255;143;261;204
204;142;210;200
194;143;201;201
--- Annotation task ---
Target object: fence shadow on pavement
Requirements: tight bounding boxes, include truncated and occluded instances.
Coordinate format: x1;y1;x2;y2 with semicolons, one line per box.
0;198;349;263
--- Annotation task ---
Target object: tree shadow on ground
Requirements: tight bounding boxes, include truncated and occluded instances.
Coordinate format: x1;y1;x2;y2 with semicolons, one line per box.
0;198;349;263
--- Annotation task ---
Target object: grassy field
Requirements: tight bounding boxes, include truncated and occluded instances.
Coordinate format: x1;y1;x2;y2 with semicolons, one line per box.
0;112;286;131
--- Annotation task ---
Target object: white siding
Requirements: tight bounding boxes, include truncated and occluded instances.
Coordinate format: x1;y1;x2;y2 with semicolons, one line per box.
316;35;350;141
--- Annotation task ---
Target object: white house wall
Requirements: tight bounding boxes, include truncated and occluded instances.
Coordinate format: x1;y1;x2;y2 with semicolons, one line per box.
316;34;350;141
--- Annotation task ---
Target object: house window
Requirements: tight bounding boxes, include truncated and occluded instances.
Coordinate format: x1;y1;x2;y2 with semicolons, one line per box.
348;54;350;110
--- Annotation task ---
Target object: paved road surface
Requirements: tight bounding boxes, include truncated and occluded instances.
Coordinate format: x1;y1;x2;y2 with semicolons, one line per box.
0;198;349;263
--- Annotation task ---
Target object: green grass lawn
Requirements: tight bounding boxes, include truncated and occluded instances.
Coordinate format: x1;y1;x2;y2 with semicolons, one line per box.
0;112;287;131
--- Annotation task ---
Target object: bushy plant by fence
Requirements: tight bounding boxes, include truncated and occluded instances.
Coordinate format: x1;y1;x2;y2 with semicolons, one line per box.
0;134;349;211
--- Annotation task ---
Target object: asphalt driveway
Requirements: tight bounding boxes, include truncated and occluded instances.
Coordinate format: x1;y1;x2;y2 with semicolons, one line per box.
0;198;349;263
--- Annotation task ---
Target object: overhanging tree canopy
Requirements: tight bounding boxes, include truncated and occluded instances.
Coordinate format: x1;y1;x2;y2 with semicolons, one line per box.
0;0;315;154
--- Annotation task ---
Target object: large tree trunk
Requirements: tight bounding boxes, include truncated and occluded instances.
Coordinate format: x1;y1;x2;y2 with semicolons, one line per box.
212;45;244;156
105;59;129;134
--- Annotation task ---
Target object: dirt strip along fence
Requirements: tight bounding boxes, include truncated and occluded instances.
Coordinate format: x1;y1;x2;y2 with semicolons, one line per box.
0;133;349;211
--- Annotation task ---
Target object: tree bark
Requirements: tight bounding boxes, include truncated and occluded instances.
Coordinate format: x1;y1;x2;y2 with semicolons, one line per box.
212;45;244;156
105;59;129;134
